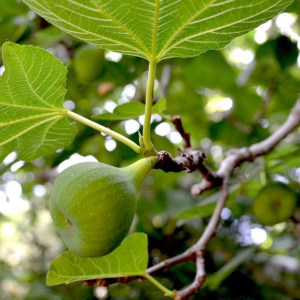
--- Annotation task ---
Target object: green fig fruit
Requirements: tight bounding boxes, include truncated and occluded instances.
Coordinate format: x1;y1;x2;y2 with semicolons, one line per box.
253;182;297;226
49;157;156;257
73;44;104;83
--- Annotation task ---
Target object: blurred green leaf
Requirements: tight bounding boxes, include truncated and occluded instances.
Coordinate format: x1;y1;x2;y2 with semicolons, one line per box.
176;188;227;220
184;51;237;92
73;44;105;83
177;202;216;220
94;102;145;121
264;141;300;177
205;247;256;290
0;0;28;16
33;26;69;47
47;233;148;286
94;97;166;121
176;176;264;220
153;97;167;114
0;0;29;45
256;35;298;70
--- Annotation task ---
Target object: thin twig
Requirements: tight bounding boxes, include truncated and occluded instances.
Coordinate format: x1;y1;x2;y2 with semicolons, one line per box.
147;248;195;275
175;181;229;299
172;116;191;148
147;181;229;298
175;254;206;300
192;99;300;195
194;180;229;249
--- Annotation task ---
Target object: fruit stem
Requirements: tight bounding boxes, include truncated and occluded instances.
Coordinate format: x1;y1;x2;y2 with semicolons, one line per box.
143;60;157;154
122;156;157;191
66;110;141;154
144;273;175;298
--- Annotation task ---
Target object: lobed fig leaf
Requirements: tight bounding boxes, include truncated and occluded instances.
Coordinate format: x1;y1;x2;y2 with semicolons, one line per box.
49;157;156;257
0;42;77;161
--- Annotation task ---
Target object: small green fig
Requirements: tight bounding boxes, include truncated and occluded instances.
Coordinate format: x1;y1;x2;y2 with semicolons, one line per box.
73;44;104;83
49;157;156;257
253;182;297;226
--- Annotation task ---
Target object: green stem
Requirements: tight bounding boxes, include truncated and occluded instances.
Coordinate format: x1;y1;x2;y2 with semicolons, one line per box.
66;110;141;154
144;273;175;298
143;60;157;153
122;156;158;191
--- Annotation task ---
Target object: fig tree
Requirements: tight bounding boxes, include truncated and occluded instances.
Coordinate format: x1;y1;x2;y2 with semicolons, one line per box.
253;182;297;226
49;157;157;257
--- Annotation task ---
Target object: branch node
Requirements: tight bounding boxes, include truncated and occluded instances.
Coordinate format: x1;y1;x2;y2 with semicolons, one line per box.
154;149;206;173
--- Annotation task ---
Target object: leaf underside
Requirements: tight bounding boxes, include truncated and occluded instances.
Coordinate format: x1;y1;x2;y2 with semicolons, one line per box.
46;233;149;286
0;43;76;161
24;0;292;61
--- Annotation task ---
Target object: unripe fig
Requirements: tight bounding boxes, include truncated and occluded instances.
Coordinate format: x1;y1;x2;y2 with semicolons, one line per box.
253;182;297;226
49;157;156;257
73;44;104;83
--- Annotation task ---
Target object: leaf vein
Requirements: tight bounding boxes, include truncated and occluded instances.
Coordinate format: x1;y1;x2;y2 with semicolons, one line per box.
9;47;56;109
163;0;285;57
0;112;59;128
0;115;63;147
157;0;217;60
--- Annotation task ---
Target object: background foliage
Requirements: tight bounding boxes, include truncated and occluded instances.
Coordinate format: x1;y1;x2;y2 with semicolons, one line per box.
1;0;300;299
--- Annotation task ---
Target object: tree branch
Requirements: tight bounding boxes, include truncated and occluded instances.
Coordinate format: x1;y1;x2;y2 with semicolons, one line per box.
148;181;229;299
175;254;206;300
192;99;300;195
154;150;205;173
194;180;229;250
171;116;191;149
147;247;195;275
148;99;300;299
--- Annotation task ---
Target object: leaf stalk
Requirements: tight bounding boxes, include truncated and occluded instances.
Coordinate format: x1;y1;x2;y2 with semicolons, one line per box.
143;60;157;154
66;110;141;154
144;273;175;298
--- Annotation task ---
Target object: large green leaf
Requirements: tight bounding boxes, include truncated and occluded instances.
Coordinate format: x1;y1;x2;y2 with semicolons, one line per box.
47;233;148;286
0;42;77;161
23;0;292;61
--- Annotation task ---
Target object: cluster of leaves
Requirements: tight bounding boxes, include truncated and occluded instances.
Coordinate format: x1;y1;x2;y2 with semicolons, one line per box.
0;0;300;299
